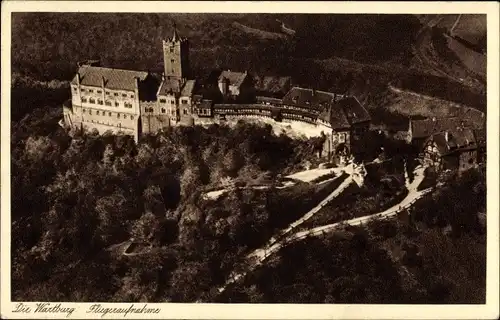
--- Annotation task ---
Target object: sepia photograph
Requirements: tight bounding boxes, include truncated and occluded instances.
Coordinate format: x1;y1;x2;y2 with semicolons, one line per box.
1;1;499;319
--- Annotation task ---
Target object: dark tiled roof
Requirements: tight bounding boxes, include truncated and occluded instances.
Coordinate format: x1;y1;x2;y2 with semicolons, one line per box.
282;87;369;129
192;94;203;103
72;66;148;91
317;96;370;129
410;117;467;139
181;80;196;96
218;70;248;88
337;97;371;124
254;75;291;93
200;100;213;108
282;87;345;112
318;105;350;129
429;128;477;156
157;78;183;95
256;96;283;104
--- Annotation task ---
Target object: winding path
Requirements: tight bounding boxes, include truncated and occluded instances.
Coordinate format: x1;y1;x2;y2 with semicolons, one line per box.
217;165;431;294
267;174;353;245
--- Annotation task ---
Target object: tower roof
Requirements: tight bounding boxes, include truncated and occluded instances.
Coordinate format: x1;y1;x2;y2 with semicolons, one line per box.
168;23;187;42
172;23;180;42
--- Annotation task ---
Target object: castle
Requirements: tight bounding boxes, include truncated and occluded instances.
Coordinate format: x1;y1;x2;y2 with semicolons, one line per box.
63;27;371;161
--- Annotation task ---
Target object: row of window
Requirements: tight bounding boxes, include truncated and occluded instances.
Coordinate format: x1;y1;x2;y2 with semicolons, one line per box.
214;108;270;114
82;108;135;120
283;104;320;112
282;112;314;120
159;99;189;104
144;107;189;115
74;87;134;98
194;109;211;115
81;97;133;108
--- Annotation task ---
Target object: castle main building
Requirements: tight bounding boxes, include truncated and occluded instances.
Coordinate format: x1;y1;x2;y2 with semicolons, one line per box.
63;27;371;161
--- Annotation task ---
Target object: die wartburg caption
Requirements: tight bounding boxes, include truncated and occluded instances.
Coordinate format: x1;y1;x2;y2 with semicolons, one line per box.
11;12;486;304
12;302;160;318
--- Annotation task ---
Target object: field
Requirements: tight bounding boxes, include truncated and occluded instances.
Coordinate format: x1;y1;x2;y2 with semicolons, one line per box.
384;86;485;127
417;14;486;50
445;35;486;76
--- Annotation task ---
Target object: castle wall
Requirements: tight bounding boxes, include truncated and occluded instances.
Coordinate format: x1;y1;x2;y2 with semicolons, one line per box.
81;122;136;136
141;114;171;134
321;130;351;160
458;150;477;172
75;85;140;115
179;95;193;119
140;101;169;134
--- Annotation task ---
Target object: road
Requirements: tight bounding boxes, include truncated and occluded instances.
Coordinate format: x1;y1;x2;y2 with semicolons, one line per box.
217;165;432;294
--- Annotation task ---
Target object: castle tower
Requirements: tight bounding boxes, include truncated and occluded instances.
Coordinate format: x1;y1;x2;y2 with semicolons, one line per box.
162;23;189;83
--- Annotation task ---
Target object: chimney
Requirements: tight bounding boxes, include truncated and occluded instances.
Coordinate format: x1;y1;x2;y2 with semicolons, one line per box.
134;77;140;90
76;73;81;86
312;88;316;97
134;77;140;110
101;76;105;88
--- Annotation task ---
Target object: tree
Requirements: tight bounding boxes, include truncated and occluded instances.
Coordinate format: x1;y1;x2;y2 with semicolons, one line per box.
169;261;212;302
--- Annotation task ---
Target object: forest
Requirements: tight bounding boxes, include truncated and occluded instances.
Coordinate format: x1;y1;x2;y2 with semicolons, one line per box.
218;168;486;304
11;102;330;301
11;13;421;81
11;98;486;302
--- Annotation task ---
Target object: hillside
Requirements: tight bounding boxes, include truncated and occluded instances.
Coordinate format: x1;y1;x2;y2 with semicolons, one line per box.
418;14;487;49
12;13;487;127
412;14;486;89
9;13;488;305
11;13;421;81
